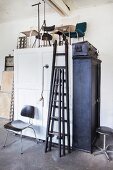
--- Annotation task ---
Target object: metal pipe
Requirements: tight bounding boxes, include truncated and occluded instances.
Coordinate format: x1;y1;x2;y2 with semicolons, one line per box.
20;131;23;154
3;131;9;147
103;134;106;150
40;64;49;106
32;2;41;47
42;0;46;26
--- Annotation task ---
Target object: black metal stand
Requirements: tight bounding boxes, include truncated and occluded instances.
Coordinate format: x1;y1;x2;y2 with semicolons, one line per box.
32;2;41;47
41;0;46;28
45;40;70;157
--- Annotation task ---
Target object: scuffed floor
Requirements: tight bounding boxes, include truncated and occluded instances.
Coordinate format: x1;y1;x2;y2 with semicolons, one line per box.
0;118;113;170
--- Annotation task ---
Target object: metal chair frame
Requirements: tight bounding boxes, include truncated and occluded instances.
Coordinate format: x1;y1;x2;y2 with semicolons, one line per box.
3;105;38;154
64;22;87;44
94;126;113;161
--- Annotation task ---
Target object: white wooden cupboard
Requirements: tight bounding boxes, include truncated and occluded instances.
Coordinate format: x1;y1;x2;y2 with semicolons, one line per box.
14;45;72;142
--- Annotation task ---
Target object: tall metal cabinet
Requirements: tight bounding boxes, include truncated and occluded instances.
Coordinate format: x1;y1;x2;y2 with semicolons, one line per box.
72;42;101;153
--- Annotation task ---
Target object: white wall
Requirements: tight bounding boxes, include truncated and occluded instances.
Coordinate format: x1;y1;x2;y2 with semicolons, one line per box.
0;12;61;82
0;3;113;127
69;4;113;127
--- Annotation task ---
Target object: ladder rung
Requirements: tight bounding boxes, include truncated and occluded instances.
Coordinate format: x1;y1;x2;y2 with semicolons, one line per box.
55;66;66;69
55;83;59;86
55;80;66;83
53;100;62;102
55;83;62;86
49;131;68;137
51;116;68;122
56;53;65;56
52;105;67;109
56;92;66;96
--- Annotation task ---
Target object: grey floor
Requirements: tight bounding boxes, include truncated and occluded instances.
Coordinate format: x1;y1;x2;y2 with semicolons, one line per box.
0;119;113;170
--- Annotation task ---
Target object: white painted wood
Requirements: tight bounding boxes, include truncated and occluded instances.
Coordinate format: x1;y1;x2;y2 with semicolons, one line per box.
14;46;72;142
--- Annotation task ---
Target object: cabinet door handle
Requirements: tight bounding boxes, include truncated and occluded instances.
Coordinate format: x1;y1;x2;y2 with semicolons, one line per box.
97;99;100;102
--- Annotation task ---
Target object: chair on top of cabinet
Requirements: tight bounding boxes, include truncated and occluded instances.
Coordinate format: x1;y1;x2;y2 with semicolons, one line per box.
64;22;87;44
3;105;38;154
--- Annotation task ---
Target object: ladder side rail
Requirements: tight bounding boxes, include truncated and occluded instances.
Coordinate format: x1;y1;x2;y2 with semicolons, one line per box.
45;68;57;152
65;39;70;153
48;40;57;111
58;68;62;157
49;68;59;151
45;40;57;152
62;68;65;156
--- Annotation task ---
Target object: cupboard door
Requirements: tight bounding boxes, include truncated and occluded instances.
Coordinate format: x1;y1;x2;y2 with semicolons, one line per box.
73;57;101;152
73;59;91;151
15;50;42;89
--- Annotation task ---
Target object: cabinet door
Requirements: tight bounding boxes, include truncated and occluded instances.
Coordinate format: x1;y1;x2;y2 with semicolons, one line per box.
91;60;100;143
73;59;92;151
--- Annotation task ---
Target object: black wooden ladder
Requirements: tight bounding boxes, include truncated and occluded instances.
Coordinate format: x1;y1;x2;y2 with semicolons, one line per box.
45;39;70;157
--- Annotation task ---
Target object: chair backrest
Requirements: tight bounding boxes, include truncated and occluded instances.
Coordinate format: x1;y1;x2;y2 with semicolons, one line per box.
42;25;55;32
21;105;35;118
76;22;87;33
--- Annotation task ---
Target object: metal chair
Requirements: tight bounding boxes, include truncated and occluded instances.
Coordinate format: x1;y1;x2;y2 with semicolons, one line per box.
94;126;113;160
64;22;87;44
3;105;37;154
42;25;55;46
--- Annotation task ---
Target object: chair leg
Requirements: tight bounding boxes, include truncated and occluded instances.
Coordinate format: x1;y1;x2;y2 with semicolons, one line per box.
69;37;71;45
20;131;23;154
104;151;110;160
3;130;9;147
49;40;51;46
94;150;103;155
28;127;38;143
94;134;111;160
32;38;37;48
83;36;84;41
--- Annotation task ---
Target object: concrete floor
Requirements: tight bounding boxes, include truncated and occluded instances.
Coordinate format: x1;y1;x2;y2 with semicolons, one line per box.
0;118;113;170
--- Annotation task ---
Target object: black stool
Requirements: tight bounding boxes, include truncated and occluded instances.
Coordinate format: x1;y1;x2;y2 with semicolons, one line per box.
94;126;113;160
